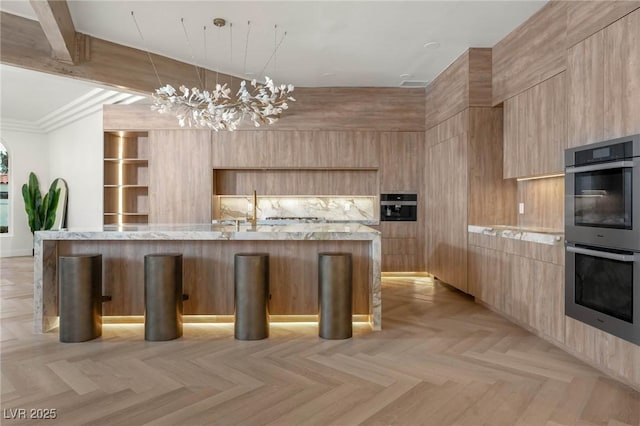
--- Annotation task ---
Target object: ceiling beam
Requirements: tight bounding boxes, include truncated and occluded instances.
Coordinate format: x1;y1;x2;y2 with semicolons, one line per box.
29;0;78;64
0;11;235;95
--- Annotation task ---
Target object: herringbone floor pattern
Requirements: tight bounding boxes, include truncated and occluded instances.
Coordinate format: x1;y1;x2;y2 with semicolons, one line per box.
1;256;638;425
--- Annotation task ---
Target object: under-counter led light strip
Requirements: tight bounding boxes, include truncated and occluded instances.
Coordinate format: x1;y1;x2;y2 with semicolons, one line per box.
516;173;565;182
117;133;124;225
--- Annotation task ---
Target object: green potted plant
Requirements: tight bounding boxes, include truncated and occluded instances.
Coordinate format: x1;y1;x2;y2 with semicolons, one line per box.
22;172;61;236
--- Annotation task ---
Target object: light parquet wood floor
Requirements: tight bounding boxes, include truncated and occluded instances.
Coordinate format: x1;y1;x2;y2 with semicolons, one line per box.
1;256;638;425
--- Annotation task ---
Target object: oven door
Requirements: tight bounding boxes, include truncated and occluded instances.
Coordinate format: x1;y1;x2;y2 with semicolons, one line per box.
565;243;640;345
565;158;640;250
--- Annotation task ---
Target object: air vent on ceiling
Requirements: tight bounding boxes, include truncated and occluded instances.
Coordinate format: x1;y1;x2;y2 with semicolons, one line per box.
399;80;429;88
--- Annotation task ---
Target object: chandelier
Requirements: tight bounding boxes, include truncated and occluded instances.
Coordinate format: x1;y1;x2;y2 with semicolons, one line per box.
132;13;295;131
152;77;295;131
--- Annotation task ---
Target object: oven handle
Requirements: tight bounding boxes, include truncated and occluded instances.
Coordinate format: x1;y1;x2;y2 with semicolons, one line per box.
380;201;417;206
566;245;639;262
565;160;635;174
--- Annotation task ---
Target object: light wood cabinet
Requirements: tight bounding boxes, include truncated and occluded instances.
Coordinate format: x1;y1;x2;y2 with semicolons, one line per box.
211;130;380;169
148;130;212;224
502;72;567;178
103;132;149;225
468;233;565;344
426;108;515;293
603;9;640;140
379;132;423;193
567;9;640;148
380;221;421;272
427;132;468;291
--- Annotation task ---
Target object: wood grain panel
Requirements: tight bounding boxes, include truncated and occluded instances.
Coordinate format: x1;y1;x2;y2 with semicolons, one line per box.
502;72;567;178
211;130;379;169
467;107;517;226
273;87;426;131
427;133;468;292
380;132;423;193
566;1;640;48
381;238;417;256
492;1;567;104
517;176;564;231
148;130;212;223
467;245;508;311
531;260;564;344
603;9;640;139
533;72;567;176
425;51;469;130
214;169;377;196
425;48;492;129
55;240;371;316
379;222;419;239
468;48;493;107
104;85;425;132
566;317;640;391
567;31;605;148
502;94;520;179
504;254;535;325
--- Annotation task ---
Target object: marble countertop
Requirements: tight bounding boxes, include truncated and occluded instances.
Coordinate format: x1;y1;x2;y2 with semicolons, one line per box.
468;225;564;246
35;223;381;242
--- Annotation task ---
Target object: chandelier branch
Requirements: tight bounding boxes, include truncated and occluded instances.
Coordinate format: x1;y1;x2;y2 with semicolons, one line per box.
145;17;294;131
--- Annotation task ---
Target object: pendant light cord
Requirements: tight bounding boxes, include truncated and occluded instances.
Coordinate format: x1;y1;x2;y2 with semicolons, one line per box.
259;28;287;78
243;21;251;77
180;18;204;88
131;11;162;86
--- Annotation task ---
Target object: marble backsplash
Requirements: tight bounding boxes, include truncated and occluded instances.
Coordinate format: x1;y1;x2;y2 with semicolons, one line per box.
213;195;377;222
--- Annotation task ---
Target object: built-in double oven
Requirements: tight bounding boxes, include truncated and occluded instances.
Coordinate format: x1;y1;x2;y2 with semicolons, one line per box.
565;134;640;345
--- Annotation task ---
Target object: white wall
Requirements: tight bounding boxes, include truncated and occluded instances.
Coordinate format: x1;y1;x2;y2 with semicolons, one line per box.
48;111;103;228
0;131;49;257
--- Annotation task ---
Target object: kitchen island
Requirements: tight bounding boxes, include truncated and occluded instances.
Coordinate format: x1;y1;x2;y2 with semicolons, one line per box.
34;223;381;333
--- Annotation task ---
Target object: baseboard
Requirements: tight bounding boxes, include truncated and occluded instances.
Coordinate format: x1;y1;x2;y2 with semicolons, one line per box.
0;249;32;258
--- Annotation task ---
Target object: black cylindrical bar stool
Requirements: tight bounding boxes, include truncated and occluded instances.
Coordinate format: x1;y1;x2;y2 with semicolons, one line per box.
59;254;103;342
144;253;184;341
318;253;353;339
234;253;269;340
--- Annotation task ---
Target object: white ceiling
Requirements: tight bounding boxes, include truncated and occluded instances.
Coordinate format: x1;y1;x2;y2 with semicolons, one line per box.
0;0;547;125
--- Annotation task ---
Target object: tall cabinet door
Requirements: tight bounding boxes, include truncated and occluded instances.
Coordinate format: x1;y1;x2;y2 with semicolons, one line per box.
427;133;468;292
149;130;212;223
604;9;640;139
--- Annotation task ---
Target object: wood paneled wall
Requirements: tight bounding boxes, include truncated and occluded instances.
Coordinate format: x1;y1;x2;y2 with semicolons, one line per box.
103;86;425;132
214;169;378;196
425;49;492;129
566;1;640;48
148;130;212;223
467;107;517;226
492;1;639;105
211;131;380;169
517;177;564;230
492;1;567;105
58;240;371;316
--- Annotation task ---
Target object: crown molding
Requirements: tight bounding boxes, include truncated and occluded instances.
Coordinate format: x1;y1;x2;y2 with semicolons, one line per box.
0;88;146;134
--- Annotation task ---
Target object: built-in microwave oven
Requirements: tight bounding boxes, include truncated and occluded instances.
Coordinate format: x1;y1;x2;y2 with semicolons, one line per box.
380;194;417;221
565;242;640;345
565;134;640;250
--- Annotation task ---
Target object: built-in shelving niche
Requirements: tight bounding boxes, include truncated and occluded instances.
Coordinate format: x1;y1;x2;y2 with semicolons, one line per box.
103;131;149;225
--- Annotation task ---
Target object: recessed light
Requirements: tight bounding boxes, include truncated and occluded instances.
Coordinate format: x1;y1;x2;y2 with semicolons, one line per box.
423;41;440;49
399;73;411;79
